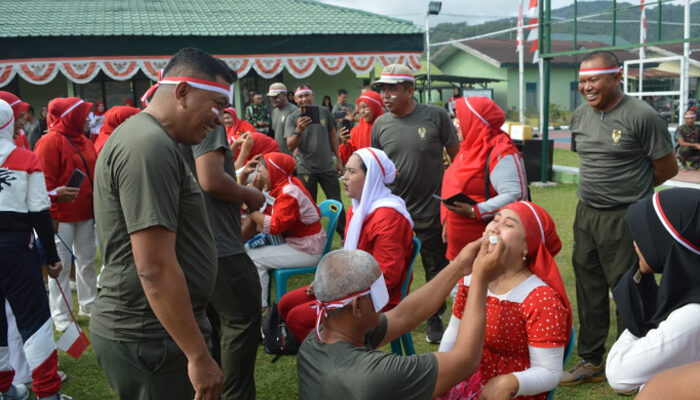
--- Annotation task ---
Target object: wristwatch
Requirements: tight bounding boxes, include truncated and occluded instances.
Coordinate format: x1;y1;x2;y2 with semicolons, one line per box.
293;130;302;137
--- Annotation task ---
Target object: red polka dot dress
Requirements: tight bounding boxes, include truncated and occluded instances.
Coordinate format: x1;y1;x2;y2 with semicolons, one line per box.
442;275;570;400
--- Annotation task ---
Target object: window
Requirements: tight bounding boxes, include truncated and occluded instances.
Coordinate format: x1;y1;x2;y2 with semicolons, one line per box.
526;82;537;113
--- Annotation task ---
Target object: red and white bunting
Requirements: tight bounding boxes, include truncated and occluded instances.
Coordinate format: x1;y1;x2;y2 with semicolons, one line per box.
58;62;100;84
0;52;421;88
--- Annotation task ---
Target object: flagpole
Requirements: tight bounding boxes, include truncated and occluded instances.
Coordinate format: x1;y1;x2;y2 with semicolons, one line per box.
639;0;646;99
518;0;525;125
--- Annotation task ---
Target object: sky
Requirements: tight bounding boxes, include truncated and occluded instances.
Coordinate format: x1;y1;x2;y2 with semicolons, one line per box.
316;0;575;27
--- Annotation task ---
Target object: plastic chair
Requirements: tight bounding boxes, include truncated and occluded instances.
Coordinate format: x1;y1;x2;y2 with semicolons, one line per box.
271;199;343;303
390;236;421;356
546;326;576;400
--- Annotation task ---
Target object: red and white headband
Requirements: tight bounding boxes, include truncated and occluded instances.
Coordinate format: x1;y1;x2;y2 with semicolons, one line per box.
294;88;313;96
358;95;382;109
381;73;415;83
268;88;286;95
464;98;492;128
312;274;388;342
520;201;546;245
579;66;623;76
652;192;700;255
60;99;85;119
8;99;20;108
140;70;233;108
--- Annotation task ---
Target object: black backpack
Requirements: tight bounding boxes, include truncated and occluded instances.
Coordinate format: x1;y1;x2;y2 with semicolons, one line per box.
262;303;300;363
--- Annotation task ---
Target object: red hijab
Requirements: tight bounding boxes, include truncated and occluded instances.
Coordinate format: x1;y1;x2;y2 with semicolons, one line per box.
442;97;519;200
223;107;256;143
93;100;106;116
263;152;317;209
95;105;140;154
502;201;572;340
0;91;30;120
48;97;93;139
350;91;384;150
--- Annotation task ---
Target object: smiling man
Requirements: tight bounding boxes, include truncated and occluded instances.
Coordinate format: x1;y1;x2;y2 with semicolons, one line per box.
370;64;459;344
91;47;234;400
560;51;677;388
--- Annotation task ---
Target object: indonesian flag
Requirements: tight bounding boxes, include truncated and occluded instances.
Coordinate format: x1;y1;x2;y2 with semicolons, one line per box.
640;0;647;59
517;1;524;47
57;322;90;359
525;0;539;62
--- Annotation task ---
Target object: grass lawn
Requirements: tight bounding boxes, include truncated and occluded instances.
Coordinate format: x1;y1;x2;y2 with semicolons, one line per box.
553;148;580;168
55;183;623;400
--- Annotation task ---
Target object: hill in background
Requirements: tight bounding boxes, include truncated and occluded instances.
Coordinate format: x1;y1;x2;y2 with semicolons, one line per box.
430;1;700;50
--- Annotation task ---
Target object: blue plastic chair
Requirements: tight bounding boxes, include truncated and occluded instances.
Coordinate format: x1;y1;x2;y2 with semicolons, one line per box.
546;326;576;400
390;236;421;356
271;199;343;303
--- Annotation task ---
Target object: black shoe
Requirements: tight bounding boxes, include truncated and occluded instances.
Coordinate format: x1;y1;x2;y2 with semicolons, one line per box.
426;315;443;344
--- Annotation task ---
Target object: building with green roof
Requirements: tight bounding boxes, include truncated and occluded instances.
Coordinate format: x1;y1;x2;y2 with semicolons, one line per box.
1;0;423;111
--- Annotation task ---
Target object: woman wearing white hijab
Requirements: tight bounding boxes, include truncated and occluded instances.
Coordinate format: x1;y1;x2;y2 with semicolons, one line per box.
278;147;414;343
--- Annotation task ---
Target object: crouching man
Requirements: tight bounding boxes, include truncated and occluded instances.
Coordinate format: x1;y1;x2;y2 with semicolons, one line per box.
297;238;504;400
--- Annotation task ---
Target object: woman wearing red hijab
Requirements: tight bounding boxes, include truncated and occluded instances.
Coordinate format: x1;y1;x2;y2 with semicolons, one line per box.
441;97;528;262
0;92;31;150
438;201;572;400
88;100;106;142
35;97;98;332
338;90;384;163
244;152;326;310
94;105;140;155
223;107;279;169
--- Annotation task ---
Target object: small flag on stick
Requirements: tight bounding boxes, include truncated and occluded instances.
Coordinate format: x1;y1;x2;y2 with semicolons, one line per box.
55;279;90;359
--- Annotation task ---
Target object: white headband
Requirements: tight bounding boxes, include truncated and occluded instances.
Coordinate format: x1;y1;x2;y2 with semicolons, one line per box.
381;73;415;82
60;100;85;119
294;88;313;96
578;66;623;76
312;274;389;342
358;95;382;108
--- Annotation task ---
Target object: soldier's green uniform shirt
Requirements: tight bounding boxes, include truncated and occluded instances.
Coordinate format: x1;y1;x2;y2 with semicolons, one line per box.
297;315;438;400
571;95;673;209
91;112;217;341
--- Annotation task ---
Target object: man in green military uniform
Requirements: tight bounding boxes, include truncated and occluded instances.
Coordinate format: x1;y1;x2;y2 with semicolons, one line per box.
91;47;234;400
560;51;678;387
675;110;700;170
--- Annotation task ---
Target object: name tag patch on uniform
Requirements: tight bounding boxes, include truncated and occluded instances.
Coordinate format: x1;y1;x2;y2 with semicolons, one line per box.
320;119;326;125
612;129;622;144
418;127;427;139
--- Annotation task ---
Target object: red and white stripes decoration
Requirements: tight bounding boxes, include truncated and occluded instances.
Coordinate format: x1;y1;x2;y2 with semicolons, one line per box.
525;0;539;62
0;52;422;87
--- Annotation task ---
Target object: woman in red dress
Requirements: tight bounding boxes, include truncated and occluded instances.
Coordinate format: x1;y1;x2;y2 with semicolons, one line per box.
223;107;278;169
278;147;414;343
438;201;571;400
338;91;384;163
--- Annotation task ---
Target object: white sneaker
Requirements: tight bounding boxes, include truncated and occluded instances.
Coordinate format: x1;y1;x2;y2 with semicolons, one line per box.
54;319;71;332
78;308;91;318
1;384;29;400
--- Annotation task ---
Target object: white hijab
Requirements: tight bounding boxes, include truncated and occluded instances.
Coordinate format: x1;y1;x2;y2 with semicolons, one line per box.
0;100;16;165
344;147;413;250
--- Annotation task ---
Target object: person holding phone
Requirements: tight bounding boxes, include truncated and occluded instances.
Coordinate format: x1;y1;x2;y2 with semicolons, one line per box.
284;82;346;237
441;97;528;264
35;97;98;333
338;91;384;164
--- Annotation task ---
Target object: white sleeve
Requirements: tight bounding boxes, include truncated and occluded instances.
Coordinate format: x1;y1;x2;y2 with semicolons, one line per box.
512;346;564;397
27;171;50;212
438;313;461;353
606;304;700;392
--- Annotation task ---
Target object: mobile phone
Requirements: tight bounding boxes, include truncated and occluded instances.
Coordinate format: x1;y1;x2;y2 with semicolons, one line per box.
432;192;477;205
341;119;351;130
300;105;320;124
66;169;86;188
